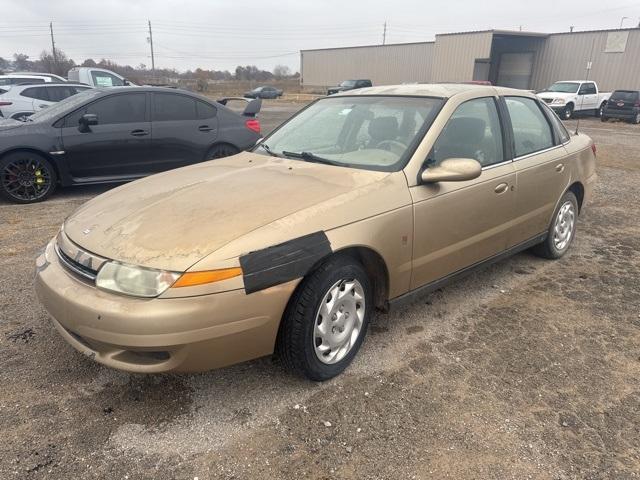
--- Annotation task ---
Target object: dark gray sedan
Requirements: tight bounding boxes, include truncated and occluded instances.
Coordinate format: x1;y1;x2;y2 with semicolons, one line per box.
0;87;262;203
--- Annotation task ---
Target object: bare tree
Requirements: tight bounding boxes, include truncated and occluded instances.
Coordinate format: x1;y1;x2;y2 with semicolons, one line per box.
273;64;291;79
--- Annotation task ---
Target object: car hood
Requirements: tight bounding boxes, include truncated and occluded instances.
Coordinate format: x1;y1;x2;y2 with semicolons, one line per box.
0;118;26;132
64;152;393;271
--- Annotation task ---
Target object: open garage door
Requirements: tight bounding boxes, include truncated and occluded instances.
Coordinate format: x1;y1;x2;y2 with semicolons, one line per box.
496;52;534;89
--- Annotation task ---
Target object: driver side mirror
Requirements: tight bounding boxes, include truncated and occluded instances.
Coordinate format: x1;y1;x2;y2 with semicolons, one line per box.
421;158;482;183
78;113;98;132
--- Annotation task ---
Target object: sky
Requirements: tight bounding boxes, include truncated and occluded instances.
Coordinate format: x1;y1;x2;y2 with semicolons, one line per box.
1;0;639;73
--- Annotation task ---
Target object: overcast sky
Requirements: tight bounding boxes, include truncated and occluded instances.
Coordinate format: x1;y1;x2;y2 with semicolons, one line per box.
1;0;639;73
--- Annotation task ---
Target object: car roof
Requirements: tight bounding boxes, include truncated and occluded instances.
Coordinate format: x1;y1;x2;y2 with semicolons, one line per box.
334;83;535;99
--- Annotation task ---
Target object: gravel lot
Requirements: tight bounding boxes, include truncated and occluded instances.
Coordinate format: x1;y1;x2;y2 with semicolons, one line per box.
1;102;639;479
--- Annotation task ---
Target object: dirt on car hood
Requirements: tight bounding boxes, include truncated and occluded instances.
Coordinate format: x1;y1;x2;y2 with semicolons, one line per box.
63;152;391;271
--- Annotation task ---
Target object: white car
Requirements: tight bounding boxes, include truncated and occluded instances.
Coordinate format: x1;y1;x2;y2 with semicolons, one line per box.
0;73;66;87
0;83;92;120
536;81;611;120
67;67;135;87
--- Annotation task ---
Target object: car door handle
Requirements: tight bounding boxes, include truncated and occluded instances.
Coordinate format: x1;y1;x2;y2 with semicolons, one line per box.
130;129;149;137
198;125;213;132
555;163;565;173
494;182;509;194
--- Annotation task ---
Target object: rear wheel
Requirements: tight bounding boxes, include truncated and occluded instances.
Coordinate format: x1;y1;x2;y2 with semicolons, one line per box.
601;115;609;122
205;143;239;160
0;151;57;204
532;191;578;259
596;102;606;117
634;113;640;125
276;254;373;381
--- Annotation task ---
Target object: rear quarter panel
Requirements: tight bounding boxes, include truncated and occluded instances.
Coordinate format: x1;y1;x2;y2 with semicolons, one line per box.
563;132;597;208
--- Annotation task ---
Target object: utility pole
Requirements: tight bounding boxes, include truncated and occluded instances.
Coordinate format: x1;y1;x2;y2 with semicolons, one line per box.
382;21;387;45
49;22;58;71
147;20;155;80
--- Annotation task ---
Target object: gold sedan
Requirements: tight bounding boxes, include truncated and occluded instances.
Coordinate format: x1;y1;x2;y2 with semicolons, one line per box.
35;84;597;380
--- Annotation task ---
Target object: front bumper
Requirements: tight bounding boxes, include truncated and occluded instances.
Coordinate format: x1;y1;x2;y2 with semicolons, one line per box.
34;240;297;373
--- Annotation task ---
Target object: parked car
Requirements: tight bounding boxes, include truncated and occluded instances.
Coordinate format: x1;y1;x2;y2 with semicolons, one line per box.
601;89;640;124
243;86;283;99
536;81;611;120
67;67;135;87
0;87;261;203
327;79;372;95
0;83;92;120
34;84;596;381
11;72;68;82
0;73;65;86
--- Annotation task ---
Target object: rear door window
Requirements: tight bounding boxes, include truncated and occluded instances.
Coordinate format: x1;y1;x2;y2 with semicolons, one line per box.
154;93;197;121
505;97;554;157
46;86;78;102
196;101;217;119
20;87;49;101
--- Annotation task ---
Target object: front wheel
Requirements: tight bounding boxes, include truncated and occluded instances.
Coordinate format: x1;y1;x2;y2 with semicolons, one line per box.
276;255;373;381
0;151;57;204
633;113;640;125
596;102;606;117
532;191;578;259
561;104;573;120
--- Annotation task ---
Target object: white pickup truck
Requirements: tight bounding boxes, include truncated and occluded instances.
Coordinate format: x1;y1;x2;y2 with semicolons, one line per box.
67;67;135;88
536;81;611;120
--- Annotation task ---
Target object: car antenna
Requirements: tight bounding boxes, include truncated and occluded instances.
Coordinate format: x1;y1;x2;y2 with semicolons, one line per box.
575;38;596;135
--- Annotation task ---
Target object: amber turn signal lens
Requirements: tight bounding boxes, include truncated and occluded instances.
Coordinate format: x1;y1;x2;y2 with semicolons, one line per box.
172;268;242;288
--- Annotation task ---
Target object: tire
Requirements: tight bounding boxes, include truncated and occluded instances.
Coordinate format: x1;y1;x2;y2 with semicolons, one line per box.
0;151;57;204
561;104;573;120
276;254;373;381
596;102;606;117
205;143;239;160
532;191;578;260
601;115;609;122
634;113;640;125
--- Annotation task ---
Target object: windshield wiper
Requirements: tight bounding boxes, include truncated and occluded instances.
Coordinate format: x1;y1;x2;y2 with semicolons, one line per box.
281;150;342;166
256;143;280;157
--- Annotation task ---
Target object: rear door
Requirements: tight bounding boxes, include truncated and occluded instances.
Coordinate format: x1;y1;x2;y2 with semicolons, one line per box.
21;86;52;113
504;96;571;248
61;92;152;179
150;92;218;171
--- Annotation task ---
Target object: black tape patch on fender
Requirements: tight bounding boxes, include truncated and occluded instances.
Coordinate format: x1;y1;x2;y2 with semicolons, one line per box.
239;231;332;294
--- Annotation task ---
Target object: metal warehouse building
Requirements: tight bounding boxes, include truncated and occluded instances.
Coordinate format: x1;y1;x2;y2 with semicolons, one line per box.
300;28;640;92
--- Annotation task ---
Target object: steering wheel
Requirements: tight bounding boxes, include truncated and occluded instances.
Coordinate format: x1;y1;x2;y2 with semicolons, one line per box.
376;139;407;155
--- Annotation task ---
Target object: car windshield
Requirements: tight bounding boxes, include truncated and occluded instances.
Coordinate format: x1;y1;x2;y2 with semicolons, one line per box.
548;82;580;93
610;90;638;102
340;80;356;88
255;95;444;172
252;87;263;92
27;89;101;123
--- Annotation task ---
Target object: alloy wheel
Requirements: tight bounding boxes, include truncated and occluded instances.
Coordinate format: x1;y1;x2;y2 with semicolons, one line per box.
313;278;366;364
1;156;52;202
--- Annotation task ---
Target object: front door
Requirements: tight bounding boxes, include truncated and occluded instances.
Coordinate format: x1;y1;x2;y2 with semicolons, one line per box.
410;96;517;289
577;82;598;110
61;92;151;180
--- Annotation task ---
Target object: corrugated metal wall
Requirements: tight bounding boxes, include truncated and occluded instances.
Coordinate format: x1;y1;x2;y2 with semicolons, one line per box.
300;42;434;89
431;31;493;82
532;29;640;91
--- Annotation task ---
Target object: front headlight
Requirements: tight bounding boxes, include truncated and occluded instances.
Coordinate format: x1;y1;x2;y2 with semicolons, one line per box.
96;262;180;298
552;98;565;105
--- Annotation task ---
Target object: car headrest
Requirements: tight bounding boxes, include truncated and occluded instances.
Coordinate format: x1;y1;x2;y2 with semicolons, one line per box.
442;117;486;144
368;116;399;141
